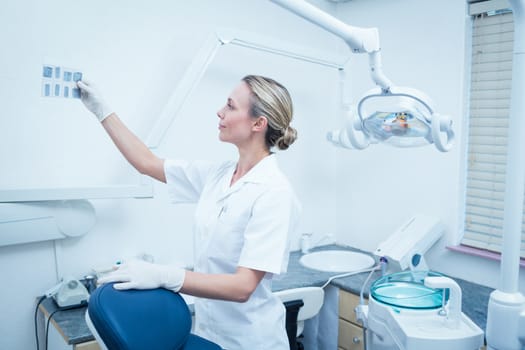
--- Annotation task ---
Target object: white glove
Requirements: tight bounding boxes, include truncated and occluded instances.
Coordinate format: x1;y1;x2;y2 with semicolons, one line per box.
76;80;114;122
97;259;186;292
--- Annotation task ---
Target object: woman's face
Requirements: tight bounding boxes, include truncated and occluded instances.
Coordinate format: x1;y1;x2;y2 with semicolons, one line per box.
217;82;260;146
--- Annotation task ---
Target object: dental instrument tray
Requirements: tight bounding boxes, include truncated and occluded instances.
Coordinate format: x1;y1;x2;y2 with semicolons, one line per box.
370;271;448;310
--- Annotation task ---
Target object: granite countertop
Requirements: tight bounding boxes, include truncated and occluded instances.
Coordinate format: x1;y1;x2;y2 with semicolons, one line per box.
38;297;94;345
43;244;493;345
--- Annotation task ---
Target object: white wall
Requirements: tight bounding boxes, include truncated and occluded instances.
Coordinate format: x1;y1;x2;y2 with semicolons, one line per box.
333;0;525;292
2;1;524;349
0;1;342;349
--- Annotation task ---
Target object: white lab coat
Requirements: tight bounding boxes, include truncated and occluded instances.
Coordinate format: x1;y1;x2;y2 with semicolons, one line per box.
164;154;301;350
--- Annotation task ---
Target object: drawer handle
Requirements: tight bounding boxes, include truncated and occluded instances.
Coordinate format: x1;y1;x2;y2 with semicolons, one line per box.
352;336;361;344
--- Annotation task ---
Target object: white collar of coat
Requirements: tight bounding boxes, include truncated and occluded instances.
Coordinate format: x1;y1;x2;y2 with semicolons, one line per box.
232;153;277;185
218;154;278;201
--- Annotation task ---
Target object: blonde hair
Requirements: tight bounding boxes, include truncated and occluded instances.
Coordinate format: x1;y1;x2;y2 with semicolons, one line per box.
242;75;297;150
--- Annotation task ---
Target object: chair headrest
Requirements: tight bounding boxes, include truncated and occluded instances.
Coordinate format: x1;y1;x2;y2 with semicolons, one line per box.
88;283;192;350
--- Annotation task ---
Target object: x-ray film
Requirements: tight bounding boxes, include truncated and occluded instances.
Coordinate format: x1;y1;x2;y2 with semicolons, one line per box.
42;64;82;99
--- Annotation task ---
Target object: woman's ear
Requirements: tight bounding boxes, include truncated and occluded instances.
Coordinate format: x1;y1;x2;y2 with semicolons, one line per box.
252;116;268;132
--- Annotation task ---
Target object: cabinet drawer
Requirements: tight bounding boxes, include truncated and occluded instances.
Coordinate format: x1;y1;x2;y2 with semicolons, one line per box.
339;290;363;325
338;318;365;350
74;340;101;350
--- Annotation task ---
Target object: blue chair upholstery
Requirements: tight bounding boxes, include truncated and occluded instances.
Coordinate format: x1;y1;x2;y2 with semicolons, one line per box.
87;283;221;350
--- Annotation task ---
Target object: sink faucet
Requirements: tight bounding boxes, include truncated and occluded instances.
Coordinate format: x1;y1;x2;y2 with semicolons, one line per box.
424;276;462;329
301;233;313;254
300;233;334;254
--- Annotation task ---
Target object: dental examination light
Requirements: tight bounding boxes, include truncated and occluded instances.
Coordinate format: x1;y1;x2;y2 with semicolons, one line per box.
269;0;454;152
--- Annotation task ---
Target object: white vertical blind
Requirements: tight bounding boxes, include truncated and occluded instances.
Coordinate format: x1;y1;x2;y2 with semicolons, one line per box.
463;2;525;258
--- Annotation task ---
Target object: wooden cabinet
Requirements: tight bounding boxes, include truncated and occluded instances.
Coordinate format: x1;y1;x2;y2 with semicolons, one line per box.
338;290;365;350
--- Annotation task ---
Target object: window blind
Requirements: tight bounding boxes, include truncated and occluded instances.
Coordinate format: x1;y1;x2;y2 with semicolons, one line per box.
463;2;525;258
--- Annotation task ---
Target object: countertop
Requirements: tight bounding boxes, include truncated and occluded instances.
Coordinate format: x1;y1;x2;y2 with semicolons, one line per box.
38;297;94;345
42;244;493;345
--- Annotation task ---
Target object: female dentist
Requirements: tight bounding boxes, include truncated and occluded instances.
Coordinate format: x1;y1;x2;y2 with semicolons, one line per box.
77;75;301;349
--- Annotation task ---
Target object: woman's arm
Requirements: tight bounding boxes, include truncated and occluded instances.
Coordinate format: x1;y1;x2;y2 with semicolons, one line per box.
181;267;265;302
98;261;265;303
77;80;166;183
102;113;166;183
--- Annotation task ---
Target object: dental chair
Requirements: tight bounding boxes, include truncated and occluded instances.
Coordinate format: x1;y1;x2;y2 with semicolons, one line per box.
85;283;221;350
276;287;325;350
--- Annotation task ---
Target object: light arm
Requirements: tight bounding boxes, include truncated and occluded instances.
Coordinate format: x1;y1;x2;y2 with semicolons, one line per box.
269;0;379;53
269;0;393;91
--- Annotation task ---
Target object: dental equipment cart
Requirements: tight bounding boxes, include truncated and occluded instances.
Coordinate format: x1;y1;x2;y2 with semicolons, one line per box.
361;271;484;350
355;216;484;350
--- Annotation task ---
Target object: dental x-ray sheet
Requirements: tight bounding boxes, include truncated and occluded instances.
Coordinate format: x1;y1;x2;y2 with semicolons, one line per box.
42;64;82;99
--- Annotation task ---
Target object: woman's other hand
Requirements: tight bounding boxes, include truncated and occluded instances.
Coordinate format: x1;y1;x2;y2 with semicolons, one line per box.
97;259;186;292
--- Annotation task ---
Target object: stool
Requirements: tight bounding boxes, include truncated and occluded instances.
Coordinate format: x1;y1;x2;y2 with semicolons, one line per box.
276;287;325;350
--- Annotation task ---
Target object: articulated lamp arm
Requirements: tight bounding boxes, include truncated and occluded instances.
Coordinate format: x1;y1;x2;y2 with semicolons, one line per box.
270;0;379;52
269;0;393;91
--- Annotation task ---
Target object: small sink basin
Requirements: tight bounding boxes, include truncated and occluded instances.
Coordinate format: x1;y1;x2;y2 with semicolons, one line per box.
300;250;375;272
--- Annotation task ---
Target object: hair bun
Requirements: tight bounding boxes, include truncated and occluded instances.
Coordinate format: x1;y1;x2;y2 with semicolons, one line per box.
277;126;298;150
